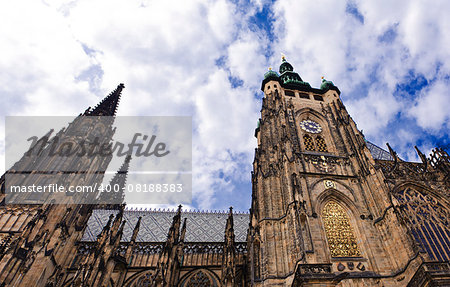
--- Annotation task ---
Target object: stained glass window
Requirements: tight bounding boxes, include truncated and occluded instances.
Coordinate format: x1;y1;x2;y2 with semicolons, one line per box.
316;136;328;152
303;135;315;151
322;201;361;257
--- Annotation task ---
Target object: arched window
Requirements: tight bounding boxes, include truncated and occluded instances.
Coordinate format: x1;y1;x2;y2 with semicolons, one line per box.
316;136;328;152
322;201;361;257
393;187;449;261
303;135;315;151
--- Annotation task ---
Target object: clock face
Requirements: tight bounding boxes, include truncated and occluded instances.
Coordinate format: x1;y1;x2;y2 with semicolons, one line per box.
300;120;322;134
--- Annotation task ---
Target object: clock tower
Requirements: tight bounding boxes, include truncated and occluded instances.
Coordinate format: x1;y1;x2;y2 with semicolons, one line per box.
247;57;424;286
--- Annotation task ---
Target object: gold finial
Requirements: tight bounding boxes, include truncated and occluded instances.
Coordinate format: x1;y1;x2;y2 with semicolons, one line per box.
321;76;324;79
268;66;272;71
281;53;286;61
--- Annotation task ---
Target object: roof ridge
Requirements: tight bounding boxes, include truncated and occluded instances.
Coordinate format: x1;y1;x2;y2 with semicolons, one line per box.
113;207;250;214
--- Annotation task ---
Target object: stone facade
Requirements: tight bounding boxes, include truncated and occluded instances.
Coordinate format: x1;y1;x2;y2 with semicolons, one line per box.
0;60;448;286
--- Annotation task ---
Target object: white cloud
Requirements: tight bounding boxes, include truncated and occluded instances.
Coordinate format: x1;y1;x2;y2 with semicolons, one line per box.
1;0;449;210
227;34;267;86
0;0;263;211
409;80;450;131
346;87;402;135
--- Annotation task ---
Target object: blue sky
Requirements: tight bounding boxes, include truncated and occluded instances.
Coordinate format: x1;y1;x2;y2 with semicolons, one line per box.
0;0;449;212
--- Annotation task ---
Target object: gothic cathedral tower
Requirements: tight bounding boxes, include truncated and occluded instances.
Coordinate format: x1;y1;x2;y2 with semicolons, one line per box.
247;57;432;286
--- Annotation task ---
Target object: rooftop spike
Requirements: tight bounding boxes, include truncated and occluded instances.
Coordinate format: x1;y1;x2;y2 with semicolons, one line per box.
386;143;400;162
415;146;428;166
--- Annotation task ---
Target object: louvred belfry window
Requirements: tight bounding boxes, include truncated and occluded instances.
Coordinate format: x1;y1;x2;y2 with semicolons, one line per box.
322;201;361;257
303;135;315;151
316;136;328;152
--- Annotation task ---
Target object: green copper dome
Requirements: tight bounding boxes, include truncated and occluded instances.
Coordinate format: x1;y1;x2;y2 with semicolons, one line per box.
279;58;294;74
320;77;335;90
264;68;279;79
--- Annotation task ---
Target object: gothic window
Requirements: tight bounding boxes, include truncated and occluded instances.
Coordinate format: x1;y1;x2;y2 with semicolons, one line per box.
180;270;219;287
303;135;315;151
316;136;328;152
322;201;361;257
393;188;449;262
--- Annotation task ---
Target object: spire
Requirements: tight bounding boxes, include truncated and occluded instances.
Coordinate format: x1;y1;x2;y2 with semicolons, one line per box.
225;207;234;242
98;155;131;206
172;205;183;243
97;214;114;242
222;206;236;286
110;205;125;238
87;83;125;116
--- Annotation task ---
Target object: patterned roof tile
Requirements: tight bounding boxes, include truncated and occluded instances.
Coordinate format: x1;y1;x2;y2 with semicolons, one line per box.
82;209;249;243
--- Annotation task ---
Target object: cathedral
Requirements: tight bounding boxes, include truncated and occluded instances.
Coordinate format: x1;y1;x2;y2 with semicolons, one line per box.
0;58;449;286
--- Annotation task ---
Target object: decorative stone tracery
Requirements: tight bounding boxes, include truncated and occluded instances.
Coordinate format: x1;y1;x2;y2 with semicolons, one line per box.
180;270;219;287
393;187;449;262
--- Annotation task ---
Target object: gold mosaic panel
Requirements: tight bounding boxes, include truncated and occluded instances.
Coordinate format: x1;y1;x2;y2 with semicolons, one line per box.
316;136;328;152
322;201;361;257
303;135;315;151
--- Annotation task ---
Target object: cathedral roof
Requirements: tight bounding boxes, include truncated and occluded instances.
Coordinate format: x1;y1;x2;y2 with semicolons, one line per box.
366;141;394;161
81;208;250;243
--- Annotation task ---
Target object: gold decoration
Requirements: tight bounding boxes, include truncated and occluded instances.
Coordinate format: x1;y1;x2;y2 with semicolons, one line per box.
322;202;361;257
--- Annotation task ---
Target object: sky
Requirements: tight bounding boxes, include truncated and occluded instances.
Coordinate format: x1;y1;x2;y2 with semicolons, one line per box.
0;0;449;212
